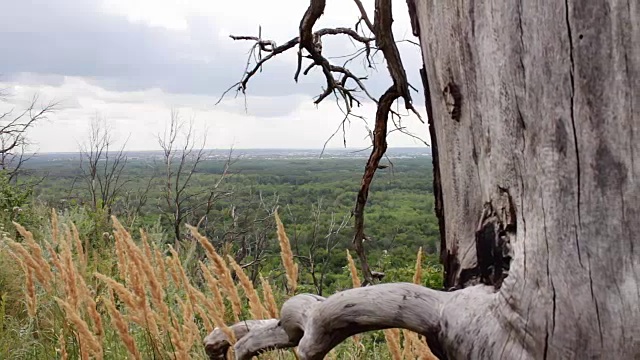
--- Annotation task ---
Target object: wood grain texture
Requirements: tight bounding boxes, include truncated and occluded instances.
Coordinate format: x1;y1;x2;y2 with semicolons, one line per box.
228;284;456;359
415;0;640;357
203;319;279;359
290;284;448;359
233;319;295;360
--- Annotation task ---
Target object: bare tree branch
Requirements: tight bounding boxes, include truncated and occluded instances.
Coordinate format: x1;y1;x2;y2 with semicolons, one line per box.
219;0;425;284
0;94;58;179
79;115;129;214
349;0;425;284
352;0;374;33
213;284;450;359
218;27;374;109
196;148;237;230
224;284;454;360
203;319;289;360
158;111;233;246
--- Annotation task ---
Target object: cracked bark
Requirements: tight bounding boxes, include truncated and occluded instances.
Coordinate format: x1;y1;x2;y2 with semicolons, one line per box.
412;0;639;358
206;0;639;359
203;319;283;359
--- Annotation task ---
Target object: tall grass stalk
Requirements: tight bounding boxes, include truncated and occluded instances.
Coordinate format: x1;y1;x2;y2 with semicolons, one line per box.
3;209;436;359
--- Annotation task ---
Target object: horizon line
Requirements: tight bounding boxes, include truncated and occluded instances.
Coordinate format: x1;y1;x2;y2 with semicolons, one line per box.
31;146;431;155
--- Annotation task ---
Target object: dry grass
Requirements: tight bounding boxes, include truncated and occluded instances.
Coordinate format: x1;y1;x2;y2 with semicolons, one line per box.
5;212;216;359
346;249;361;288
104;296;142;360
274;209;298;295
187;224;242;322
228;255;268;319
5;209;436;359
413;247;423;285
260;274;279;318
384;328;402;360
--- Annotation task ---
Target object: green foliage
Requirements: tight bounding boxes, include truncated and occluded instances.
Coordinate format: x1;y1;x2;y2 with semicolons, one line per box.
0;244;25;320
19;155;442;295
0;173;31;209
0;171;36;229
0;153;444;358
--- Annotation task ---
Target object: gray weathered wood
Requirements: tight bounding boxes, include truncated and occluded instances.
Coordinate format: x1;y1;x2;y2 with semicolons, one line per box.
413;0;640;358
203;319;278;359
225;284;468;359
233;320;296;360
284;284;450;359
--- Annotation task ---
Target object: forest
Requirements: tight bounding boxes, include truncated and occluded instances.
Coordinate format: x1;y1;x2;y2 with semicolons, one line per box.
34;148;442;286
0;145;442;359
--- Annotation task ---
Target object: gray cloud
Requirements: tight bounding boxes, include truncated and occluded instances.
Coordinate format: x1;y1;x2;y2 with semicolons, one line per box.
1;0;425;106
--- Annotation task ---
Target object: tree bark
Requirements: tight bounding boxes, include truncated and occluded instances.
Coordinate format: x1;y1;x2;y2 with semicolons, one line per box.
207;1;639;358
204;319;293;360
413;0;640;357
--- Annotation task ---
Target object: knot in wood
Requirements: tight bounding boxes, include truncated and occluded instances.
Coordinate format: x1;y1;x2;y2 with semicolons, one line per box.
443;82;462;122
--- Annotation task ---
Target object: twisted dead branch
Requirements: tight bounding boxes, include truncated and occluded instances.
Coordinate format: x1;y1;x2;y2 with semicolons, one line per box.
0;94;58;180
203;319;286;360
219;0;423;285
204;284;481;360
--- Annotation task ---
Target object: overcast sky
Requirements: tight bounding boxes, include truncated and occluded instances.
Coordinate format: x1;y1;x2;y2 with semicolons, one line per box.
0;0;429;152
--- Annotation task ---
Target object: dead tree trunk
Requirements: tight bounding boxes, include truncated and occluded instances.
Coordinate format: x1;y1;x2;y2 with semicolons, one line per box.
412;0;640;357
205;0;639;359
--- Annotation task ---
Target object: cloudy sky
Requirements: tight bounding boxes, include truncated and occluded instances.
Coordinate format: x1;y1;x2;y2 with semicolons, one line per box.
0;0;428;152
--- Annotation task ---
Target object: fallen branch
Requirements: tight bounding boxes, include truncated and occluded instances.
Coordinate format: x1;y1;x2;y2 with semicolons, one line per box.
233;319;296;360
203;319;278;359
205;295;327;360
230;283;468;360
